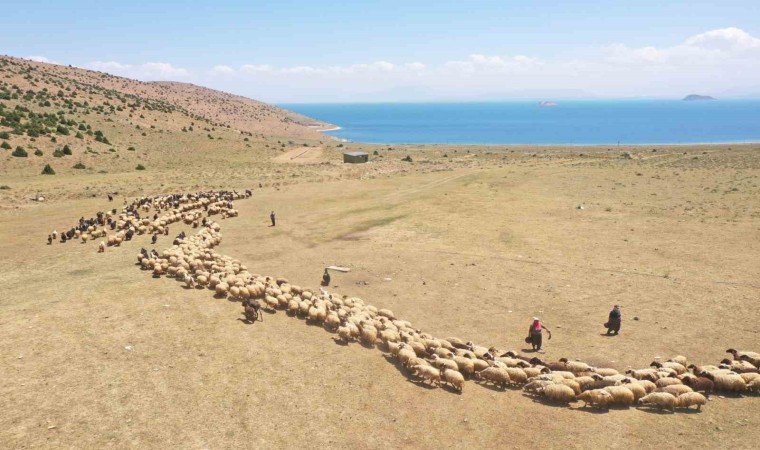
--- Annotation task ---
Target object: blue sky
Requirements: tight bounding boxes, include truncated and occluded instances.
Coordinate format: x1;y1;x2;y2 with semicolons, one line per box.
2;1;760;102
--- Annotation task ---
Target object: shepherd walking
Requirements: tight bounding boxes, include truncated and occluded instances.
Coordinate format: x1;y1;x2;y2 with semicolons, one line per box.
270;211;276;227
527;317;551;352
605;305;621;335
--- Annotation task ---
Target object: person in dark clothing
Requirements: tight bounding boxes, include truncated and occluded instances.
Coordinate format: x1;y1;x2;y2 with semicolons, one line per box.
47;234;52;245
321;269;331;286
107;194;113;202
151;234;158;244
270;211;276;227
605;305;622;335
527;317;551;351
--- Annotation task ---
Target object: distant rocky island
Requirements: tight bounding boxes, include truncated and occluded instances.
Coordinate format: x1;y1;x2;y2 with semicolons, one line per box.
538;101;558;107
683;94;715;101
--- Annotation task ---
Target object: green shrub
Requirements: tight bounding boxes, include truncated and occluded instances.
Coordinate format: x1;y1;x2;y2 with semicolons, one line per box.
53;148;64;157
402;155;413;162
41;164;55;175
12;146;28;157
62;144;72;155
0;141;10;150
135;164;146;170
75;132;84;139
127;146;135;151
0;132;9;139
337;143;344;148
0;185;10;190
34;149;43;156
73;162;86;169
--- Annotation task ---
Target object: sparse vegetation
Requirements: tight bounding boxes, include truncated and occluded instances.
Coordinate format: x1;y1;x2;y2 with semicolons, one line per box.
12;146;28;157
135;164;146;170
41;164;55;175
73;162;86;169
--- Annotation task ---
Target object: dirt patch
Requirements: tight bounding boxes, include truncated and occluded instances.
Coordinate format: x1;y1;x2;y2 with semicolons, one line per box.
273;146;325;164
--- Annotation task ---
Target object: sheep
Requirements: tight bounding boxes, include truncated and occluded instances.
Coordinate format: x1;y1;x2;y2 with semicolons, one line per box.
594;368;619;377
452;356;476;378
668;355;688;366
625;368;658;382
676;392;707;411
603;386;636;407
359;324;378;347
655;377;683;388
681;375;714;397
98;241;106;253
740;373;760;384
652;361;687;375
523;379;554;394
719;358;758;373
440;368;465;392
748;378;760;395
577;389;614;409
703;372;747;394
726;349;760;367
620;381;647;400
396;347;417;367
475;367;511;389
503;368;528;385
558;358;593;374
658;384;693;397
215;282;229;297
431;355;459;372
411;364;441;386
637;392;677;413
539;384;576;404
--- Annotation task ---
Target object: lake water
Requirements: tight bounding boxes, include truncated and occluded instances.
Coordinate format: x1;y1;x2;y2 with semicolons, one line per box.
281;100;760;145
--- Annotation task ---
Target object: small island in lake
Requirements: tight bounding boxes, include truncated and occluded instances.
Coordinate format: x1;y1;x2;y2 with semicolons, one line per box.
683;94;715;101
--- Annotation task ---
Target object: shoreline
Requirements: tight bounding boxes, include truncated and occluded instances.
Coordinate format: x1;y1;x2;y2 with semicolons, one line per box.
322;139;760;147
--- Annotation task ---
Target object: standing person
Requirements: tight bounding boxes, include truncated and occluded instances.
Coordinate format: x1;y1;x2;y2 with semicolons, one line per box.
321;268;331;286
270;211;276;227
527;317;551;352
605;305;622;336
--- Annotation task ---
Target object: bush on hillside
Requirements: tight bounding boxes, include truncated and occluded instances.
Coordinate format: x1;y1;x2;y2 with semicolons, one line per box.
62;144;72;155
12;146;28;157
34;149;43;156
73;162;86;169
0;141;11;150
41;164;55;175
135;164;145;170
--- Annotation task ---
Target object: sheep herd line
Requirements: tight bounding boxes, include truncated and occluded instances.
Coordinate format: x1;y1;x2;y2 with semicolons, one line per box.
50;190;760;413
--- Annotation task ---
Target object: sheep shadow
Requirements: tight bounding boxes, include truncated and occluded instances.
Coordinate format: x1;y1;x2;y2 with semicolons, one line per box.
439;383;462;395
332;337;349;346
524;393;574;408
236;318;257;326
474;381;509;393
572;405;610;415
599;333;618;337
635;407;675;415
520;348;543;354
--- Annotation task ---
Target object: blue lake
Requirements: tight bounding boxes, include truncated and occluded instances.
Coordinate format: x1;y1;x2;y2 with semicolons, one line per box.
281;100;760;145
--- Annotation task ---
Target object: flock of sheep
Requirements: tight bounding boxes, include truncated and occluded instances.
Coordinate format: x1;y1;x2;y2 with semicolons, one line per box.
52;190;760;413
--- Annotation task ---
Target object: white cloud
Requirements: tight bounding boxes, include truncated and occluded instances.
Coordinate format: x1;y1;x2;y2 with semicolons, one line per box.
210;64;235;75
605;27;760;66
444;54;543;73
27;55;58;64
684;27;760;52
240;64;274;74
85;61;190;80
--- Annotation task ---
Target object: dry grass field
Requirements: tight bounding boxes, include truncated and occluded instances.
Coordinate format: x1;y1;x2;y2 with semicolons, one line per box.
1;57;759;449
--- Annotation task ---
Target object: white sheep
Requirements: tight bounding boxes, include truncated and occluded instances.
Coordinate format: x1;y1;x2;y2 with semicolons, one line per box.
440;368;465;392
637;392;677;413
540;383;576;404
676;392;707;410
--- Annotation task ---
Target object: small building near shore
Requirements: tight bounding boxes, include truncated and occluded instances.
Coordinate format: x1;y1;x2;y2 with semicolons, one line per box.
343;151;369;164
